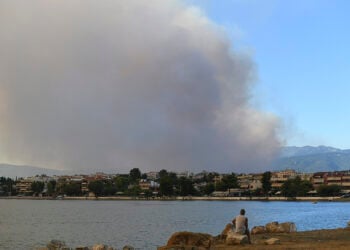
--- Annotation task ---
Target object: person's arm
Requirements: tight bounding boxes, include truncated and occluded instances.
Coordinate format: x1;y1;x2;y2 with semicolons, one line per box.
245;218;248;229
232;218;236;225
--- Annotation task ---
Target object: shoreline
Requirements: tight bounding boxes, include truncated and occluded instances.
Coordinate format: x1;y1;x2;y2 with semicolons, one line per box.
1;195;349;202
160;227;350;250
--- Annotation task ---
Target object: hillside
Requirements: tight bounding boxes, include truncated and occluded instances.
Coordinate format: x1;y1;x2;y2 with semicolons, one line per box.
272;146;350;173
0;164;64;178
2;146;350;178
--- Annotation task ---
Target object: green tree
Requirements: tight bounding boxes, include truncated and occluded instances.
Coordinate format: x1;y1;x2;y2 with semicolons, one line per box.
204;172;219;183
31;181;44;195
262;171;272;195
129;168;141;184
281;176;312;198
114;176;129;192
177;177;195;196
216;173;238;191
103;181;117;196
47;180;57;196
158;169;168;179
317;184;341;197
63;182;81;196
202;183;215;195
159;175;174;196
127;185;141;196
88;180;104;197
0;177;15;195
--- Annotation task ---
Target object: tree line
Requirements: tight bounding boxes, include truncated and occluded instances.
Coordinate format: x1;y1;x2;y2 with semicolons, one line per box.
0;169;344;197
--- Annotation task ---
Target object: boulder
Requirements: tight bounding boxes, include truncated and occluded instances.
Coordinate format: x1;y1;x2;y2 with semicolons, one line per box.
122;245;134;250
225;230;249;245
265;222;280;233
251;226;266;235
279;222;297;233
264;238;280;245
47;240;66;250
220;223;233;239
75;247;89;250
158;247;207;250
92;244;107;250
166;232;213;249
265;222;296;233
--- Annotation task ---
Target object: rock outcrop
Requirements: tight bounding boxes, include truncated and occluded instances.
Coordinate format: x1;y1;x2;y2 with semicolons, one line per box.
167;232;213;248
47;240;67;250
264;238;280;245
265;221;296;233
225;230;249;245
122;246;134;250
220;223;233;239
92;244;109;250
75;247;89;250
252;221;297;234
37;241;119;250
251;225;266;235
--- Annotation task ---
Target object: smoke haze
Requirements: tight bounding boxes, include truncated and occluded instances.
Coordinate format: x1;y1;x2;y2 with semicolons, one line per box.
0;0;281;173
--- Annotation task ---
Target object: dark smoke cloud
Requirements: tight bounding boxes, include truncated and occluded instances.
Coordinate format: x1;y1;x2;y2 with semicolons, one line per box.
0;1;281;173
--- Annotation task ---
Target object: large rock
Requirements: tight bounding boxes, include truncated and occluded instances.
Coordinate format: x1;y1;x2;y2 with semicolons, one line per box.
92;244;107;250
279;222;297;233
265;222;296;233
220;223;233;239
264;238;280;245
225;230;249;245
75;247;89;250
47;240;66;250
166;231;213;249
158;247;207;250
251;226;266;235
122;246;134;250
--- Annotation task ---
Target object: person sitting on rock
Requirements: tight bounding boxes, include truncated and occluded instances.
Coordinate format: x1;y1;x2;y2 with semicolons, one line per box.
232;208;251;244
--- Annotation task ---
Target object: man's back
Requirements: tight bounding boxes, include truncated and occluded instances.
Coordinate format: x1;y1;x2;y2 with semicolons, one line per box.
234;214;247;234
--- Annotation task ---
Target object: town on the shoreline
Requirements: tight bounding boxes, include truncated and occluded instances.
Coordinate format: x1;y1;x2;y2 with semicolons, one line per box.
1;168;350;199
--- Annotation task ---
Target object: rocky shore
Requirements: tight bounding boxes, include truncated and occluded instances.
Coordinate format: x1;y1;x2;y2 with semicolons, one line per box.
159;221;350;250
36;240;135;250
35;222;350;250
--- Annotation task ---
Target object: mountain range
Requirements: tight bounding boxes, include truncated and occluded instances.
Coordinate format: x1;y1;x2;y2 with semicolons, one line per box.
1;146;350;178
0;164;65;179
271;146;350;173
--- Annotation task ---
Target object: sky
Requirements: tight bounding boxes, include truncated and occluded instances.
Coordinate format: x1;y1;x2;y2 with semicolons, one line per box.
0;1;348;173
186;0;350;149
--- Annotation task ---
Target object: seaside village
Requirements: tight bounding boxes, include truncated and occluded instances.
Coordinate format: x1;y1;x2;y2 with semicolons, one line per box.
2;168;350;198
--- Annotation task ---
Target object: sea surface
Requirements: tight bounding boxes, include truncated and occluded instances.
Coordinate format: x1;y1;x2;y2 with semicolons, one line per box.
0;199;349;249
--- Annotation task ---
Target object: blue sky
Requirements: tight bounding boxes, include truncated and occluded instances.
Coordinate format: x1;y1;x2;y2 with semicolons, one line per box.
185;0;350;149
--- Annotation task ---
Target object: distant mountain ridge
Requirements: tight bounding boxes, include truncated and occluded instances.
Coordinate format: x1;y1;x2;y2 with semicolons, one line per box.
2;146;350;178
279;146;345;158
272;146;350;173
0;164;64;178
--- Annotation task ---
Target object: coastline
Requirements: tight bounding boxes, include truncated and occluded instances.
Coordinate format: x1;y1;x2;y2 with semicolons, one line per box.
1;195;349;202
160;227;350;250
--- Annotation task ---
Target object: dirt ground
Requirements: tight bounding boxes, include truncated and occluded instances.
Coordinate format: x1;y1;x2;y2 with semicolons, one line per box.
213;227;350;250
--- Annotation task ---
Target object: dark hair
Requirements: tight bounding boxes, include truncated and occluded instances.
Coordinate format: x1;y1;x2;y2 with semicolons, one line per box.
240;209;245;215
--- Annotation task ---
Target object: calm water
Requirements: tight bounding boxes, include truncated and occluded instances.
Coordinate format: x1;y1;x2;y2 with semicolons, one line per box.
0;199;349;249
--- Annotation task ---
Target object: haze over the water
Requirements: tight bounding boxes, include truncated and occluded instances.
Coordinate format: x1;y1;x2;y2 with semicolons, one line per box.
0;0;281;173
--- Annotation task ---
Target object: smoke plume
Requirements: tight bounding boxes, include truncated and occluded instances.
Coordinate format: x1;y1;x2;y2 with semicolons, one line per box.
0;1;281;173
